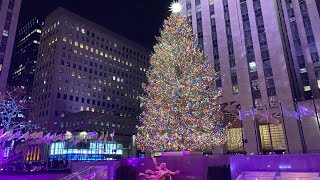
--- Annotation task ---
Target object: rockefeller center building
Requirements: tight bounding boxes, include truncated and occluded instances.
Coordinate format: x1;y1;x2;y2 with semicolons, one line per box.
31;7;149;138
179;0;320;154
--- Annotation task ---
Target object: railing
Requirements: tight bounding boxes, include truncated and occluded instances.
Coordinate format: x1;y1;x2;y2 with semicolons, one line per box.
60;166;102;180
235;171;320;180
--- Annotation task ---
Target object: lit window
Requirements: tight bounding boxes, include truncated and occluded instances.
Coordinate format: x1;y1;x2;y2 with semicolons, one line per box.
75;41;78;46
105;53;108;57
226;128;242;151
100;51;104;56
81;28;85;34
69;39;73;44
76;26;80;31
91;48;94;52
95;49;99;54
113;76;116;80
317;80;320;89
91;108;95;112
80;44;84;48
304;86;311;91
85;45;89;50
232;85;239;94
249;62;257;72
36;29;41;33
71;71;76;76
259;124;286;150
2;30;8;37
63;37;67;42
300;68;307;73
86;107;90;111
80;106;84;111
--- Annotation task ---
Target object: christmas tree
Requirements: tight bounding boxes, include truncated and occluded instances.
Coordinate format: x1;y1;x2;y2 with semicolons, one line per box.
136;3;228;152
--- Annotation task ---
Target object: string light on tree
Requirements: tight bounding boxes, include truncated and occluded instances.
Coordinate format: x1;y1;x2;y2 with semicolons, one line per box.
136;3;229;152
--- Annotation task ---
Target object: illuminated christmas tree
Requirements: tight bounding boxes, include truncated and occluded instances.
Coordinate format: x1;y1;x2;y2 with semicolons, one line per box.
136;3;228;152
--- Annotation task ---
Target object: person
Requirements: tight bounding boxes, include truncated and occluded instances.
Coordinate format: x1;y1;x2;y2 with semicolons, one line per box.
139;158;179;180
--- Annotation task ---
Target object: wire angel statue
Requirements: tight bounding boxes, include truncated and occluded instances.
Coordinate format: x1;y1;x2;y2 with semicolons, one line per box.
139;158;180;180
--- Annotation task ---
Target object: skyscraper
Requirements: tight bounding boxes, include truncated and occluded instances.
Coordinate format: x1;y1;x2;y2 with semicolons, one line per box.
179;0;320;154
0;0;22;93
31;8;149;134
9;17;44;94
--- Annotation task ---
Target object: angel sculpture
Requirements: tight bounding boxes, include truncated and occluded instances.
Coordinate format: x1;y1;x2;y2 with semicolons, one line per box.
139;158;180;180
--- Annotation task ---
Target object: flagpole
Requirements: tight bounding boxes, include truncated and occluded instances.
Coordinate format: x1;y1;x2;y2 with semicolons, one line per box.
311;96;320;133
265;104;274;154
294;100;307;154
279;102;290;154
252;106;260;154
237;108;245;154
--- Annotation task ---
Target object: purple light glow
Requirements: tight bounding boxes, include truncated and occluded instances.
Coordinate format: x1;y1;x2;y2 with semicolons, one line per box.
230;154;320;179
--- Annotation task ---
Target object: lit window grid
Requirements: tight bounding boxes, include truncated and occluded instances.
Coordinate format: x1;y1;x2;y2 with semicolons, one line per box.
49;141;123;156
259;124;286;150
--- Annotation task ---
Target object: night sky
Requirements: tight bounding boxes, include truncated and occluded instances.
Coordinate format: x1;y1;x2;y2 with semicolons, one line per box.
20;0;172;49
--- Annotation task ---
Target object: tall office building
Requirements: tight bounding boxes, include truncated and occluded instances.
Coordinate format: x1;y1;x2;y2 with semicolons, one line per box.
179;0;320;154
0;0;22;93
9;17;44;94
31;8;149;136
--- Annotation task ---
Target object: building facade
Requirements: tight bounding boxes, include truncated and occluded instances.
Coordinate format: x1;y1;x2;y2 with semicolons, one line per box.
31;7;149;140
9;17;44;94
0;0;22;93
179;0;320;154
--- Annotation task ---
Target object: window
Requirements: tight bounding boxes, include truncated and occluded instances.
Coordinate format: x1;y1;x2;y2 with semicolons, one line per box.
252;80;260;90
254;98;263;110
226;128;242;152
232;85;239;94
269;96;278;108
249;62;257;72
304;86;311;91
259;124;286;150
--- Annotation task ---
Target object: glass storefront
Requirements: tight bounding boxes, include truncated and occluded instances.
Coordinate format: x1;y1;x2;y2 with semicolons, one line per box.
49;141;123;161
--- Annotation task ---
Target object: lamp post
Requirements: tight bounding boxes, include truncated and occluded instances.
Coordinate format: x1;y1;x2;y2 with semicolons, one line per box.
294;99;307;154
265;104;274;154
311;96;320;133
279;101;290;154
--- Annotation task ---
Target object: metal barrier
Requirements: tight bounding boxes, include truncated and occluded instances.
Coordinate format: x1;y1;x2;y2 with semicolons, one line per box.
235;171;320;180
59;166;108;180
